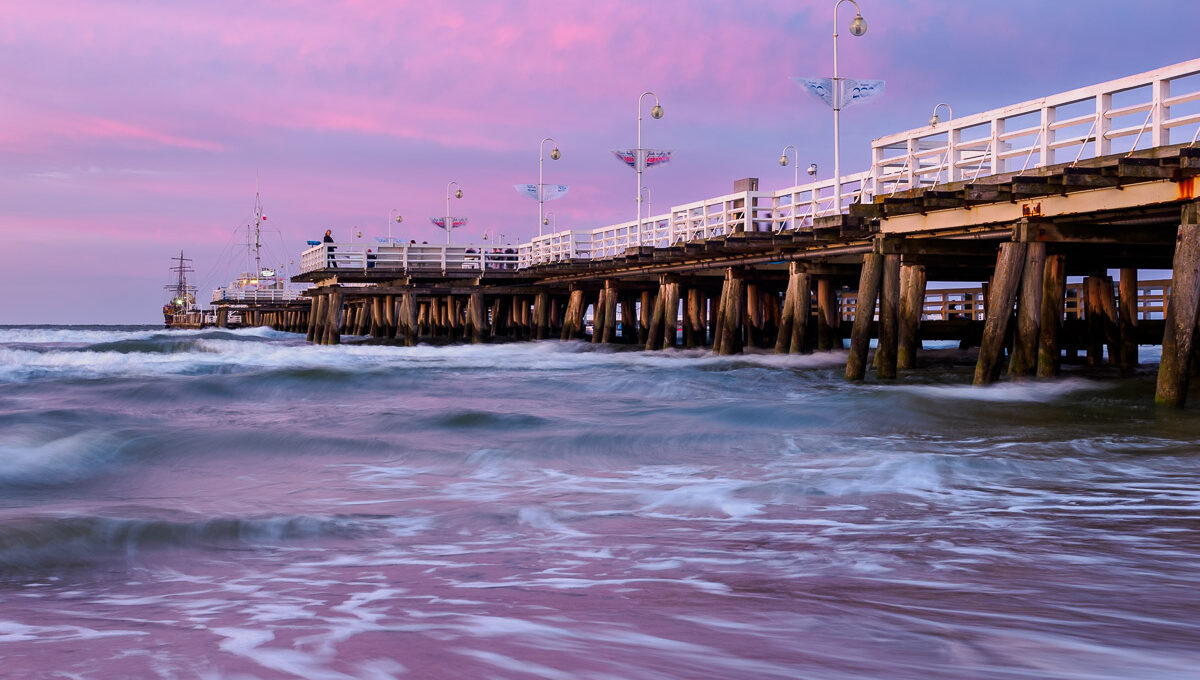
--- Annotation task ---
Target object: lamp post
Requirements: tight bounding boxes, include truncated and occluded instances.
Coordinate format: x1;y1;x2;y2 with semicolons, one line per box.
779;144;800;187
538;137;561;237
929;102;953;127
636;91;664;247
388;209;403;243
833;0;867;213
444;181;463;245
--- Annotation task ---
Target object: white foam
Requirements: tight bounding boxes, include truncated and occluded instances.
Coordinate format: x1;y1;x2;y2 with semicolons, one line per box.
884;377;1109;402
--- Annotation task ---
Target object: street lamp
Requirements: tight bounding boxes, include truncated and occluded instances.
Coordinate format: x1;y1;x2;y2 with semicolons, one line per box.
833;0;867;213
444;181;463;245
636;91;664;247
538;137;561;237
388;209;403;243
929;102;953;127
779;144;800;187
542;211;556;232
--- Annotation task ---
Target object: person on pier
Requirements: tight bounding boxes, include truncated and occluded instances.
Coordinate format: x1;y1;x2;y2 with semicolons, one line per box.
323;229;337;268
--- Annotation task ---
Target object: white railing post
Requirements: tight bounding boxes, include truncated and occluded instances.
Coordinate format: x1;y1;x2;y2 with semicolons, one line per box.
1040;106;1056;168
948;126;962;182
905;137;917;190
1153;78;1170;147
1096;92;1112;157
990;117;1003;176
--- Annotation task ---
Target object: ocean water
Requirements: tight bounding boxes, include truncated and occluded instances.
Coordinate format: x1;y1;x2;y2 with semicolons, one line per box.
1;325;1198;679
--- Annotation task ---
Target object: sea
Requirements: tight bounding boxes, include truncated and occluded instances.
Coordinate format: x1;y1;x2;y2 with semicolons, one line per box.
1;324;1198;679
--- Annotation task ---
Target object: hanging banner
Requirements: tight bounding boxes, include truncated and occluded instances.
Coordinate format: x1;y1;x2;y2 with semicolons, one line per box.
794;77;885;109
611;149;673;171
513;184;570;201
429;217;469;230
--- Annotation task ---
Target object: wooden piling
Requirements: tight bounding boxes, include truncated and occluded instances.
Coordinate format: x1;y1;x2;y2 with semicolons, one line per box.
1118;268;1139;373
1156;203;1200;406
876;254;901;379
561;289;585;340
846;254;883;380
716;269;744;356
534;290;549;340
621;294;638;343
897;264;927;369
306;298;318;342
591;289;607;344
602;281;619;344
817;278;840;351
973;242;1027;385
1010;242;1046;377
1084;275;1105;367
1036;254;1067;377
1096;276;1120;367
745;282;763;349
644;284;664;351
639;291;652;346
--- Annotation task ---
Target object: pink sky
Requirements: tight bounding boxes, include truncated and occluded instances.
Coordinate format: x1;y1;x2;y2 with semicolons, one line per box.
3;0;1199;324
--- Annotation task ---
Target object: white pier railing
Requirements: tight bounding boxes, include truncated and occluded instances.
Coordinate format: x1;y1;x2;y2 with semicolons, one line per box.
870;58;1200;194
299;242;519;275
211;288;301;304
296;59;1200;275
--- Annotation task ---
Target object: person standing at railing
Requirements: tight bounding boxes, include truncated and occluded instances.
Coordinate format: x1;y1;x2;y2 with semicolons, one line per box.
323;229;337;268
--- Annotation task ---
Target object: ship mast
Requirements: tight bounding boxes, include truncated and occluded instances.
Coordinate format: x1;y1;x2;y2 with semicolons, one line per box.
252;190;264;276
165;250;196;308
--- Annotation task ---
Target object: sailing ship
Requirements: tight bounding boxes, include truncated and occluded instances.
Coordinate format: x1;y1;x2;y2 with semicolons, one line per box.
162;251;204;328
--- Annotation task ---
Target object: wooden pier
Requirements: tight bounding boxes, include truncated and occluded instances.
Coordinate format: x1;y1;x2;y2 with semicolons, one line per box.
269;59;1200;406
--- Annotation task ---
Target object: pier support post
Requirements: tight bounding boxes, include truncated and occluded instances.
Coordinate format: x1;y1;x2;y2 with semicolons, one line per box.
1156;202;1200;406
534;290;549;340
638;291;651;346
602;280;619;344
1118;268;1139;373
467;291;486;343
645;282;665;351
846;254;883;380
775;266;798;354
973;242;1027;385
876;254;901;379
662;281;681;349
745;282;764;349
310;294;326;344
717;269;745;355
561;288;585;340
684;288;703;348
621;294;637;344
591;289;607;344
1037;254;1067;377
322;289;344;345
791;269;812;354
384;295;397;339
776;262;811;354
817;278;841;351
1010;242;1046;377
1084;275;1105;367
897;263;927;370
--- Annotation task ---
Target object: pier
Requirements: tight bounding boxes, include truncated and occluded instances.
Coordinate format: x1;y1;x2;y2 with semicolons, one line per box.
269;59;1200;405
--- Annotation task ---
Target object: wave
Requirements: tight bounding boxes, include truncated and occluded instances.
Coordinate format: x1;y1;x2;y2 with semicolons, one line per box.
0;511;374;572
0;428;127;486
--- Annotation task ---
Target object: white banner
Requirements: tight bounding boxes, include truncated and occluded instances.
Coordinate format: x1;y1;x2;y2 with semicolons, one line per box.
514;184;569;201
612;149;673;171
429;217;469;230
794;77;885;109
